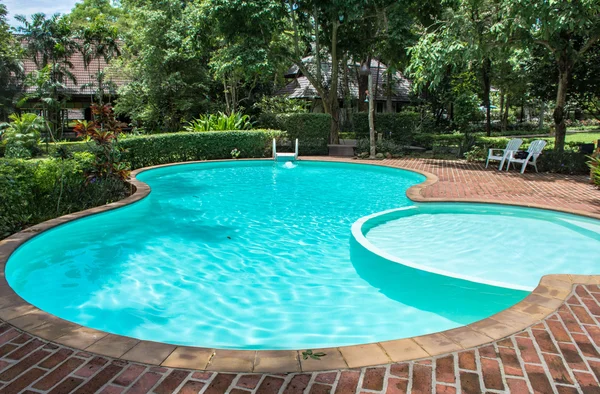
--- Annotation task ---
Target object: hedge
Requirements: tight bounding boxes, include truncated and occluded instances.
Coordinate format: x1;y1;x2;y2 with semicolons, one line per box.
0;157;129;239
258;113;330;155
120;129;283;169
350;112;420;145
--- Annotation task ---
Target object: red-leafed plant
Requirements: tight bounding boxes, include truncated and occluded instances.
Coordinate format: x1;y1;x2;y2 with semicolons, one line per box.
73;104;130;182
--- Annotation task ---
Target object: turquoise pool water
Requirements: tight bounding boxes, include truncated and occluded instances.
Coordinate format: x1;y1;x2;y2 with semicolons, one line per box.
7;161;527;349
361;204;600;291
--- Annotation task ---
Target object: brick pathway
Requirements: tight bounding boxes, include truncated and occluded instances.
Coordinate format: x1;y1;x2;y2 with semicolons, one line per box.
0;285;599;393
0;158;598;393
305;157;600;217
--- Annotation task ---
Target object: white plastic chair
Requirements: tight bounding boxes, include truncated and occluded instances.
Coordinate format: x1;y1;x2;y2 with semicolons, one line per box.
505;140;547;173
485;138;523;170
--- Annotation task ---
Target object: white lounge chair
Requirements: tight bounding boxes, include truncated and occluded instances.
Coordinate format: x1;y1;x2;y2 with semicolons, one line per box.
505;139;547;173
486;138;523;170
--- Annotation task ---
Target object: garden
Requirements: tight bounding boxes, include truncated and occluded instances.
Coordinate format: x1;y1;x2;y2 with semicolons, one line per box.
0;0;599;238
1;1;600;390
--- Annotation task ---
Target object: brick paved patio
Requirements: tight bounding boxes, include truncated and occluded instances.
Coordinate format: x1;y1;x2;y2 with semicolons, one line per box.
0;158;598;393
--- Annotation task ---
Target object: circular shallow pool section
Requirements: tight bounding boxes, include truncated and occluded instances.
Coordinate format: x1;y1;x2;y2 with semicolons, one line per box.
356;203;600;291
7;161;527;350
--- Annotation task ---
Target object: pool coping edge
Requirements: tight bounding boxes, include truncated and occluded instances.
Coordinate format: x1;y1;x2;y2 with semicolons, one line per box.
0;157;596;373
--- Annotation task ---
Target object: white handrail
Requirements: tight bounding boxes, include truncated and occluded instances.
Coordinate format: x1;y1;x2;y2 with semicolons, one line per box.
294;138;299;159
272;138;277;161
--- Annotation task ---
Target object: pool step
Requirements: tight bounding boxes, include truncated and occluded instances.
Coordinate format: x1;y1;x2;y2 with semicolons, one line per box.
273;138;298;161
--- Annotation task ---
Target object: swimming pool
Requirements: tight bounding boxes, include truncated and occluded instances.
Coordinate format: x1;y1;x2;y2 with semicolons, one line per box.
354;204;600;291
5;160;574;350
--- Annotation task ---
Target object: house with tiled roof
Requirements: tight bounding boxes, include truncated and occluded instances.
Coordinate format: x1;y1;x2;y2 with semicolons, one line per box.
20;47;128;125
275;57;412;113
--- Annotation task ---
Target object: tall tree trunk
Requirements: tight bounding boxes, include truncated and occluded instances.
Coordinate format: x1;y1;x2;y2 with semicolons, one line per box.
482;58;492;136
553;58;572;152
499;91;505;122
386;68;393;113
502;96;509;131
328;21;340;144
368;71;375;158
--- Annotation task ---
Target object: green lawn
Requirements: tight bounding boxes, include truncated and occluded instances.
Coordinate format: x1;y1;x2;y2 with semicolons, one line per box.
565;132;600;143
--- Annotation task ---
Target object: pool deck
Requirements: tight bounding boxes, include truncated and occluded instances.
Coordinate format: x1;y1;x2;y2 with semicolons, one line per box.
0;157;598;393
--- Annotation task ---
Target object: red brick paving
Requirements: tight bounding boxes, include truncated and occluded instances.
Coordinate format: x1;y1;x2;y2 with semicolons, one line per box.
0;157;598;393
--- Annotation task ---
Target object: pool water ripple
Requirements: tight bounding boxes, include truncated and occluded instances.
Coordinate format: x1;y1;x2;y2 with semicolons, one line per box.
6;161;527;349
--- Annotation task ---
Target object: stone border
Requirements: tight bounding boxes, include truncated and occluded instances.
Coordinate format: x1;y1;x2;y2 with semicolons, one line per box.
0;158;598;374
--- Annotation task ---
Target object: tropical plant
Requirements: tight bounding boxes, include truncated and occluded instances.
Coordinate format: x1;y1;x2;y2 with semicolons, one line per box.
77;15;121;105
589;156;600;187
184;112;253;132
73;104;130;181
0;113;46;157
253;96;309;114
15;13;78;137
0;3;23;121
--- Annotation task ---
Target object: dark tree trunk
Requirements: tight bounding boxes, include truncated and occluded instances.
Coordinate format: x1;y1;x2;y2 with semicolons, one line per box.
386;69;393;112
553;57;572;152
502;95;509;131
482;58;492;136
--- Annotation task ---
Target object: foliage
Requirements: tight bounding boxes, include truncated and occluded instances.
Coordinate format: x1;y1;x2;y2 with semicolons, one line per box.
120;129;282;169
497;0;600;151
0;157;129;238
535;151;590;175
356;138;404;156
589;156;600;187
67;0;126;32
73;104;130;181
0;113;46;156
0;3;23;121
77;14;121;105
15;13;77;137
115;0;212;132
230;148;240;159
5;146;33;159
302;350;326;360
350;112;420;145
206;0;288;114
263;114;331;155
184;112;253;132
253;96;309;114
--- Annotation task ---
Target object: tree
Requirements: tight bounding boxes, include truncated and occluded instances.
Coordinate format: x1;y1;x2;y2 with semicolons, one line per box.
15;13;77;137
499;0;600;151
408;0;502;136
67;0;126;32
78;15;121;104
0;2;23;121
207;0;288;114
115;0;212;131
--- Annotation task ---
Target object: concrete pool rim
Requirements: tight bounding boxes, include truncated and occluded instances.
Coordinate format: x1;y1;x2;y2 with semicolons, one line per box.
0;158;597;373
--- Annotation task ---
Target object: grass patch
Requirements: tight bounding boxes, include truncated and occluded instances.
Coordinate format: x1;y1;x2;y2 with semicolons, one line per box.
564;132;600;144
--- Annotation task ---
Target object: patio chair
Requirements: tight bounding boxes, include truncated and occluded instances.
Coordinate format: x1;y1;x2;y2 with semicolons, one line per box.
485;138;523;170
505;139;548;174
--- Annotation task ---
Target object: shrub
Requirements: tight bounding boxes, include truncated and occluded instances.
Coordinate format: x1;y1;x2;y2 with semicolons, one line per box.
47;141;92;156
253;97;309;114
589;156;600;187
536;151;590;174
0;113;45;157
184;112;253;132
258;113;330;155
350;112;420;145
73;104;130;182
120;129;282;169
0;157;129;238
356;138;404;156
